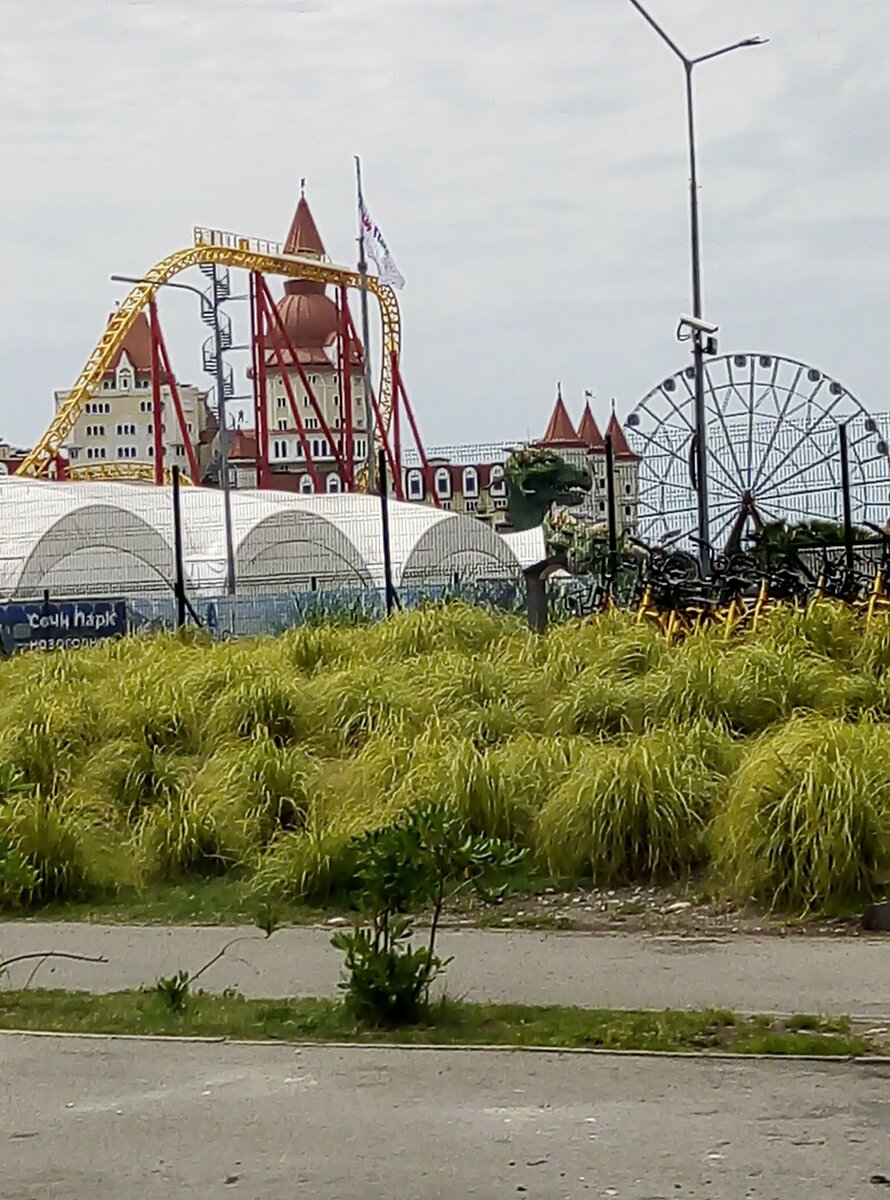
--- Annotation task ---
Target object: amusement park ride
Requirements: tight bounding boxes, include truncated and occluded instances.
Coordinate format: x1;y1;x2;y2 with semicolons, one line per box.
13;191;890;556
15;211;436;502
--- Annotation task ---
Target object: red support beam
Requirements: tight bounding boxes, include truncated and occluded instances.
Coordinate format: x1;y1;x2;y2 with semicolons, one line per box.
343;307;399;487
148;299;164;486
256;282;321;492
390;349;404;501
153;319;201;485
394;354;439;507
250;272;271;489
338;283;354;490
255;274;349;485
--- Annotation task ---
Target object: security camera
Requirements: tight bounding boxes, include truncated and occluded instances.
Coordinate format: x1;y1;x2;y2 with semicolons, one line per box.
678;314;719;336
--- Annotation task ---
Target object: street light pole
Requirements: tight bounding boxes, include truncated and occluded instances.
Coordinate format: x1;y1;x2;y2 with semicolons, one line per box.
684;60;710;576
625;1;766;575
110;272;238;597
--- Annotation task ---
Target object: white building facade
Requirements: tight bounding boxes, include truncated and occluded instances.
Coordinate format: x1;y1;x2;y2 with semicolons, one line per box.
55;312;214;475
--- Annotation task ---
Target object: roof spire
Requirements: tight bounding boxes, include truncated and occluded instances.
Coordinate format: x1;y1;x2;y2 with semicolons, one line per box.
284;190;326;259
541;384;583;445
579;394;605;451
605;409;640;461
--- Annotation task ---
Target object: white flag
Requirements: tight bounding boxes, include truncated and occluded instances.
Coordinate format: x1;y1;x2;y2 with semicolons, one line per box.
359;200;405;289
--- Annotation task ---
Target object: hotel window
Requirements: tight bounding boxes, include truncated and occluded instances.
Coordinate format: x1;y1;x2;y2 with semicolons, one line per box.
435;468;451;499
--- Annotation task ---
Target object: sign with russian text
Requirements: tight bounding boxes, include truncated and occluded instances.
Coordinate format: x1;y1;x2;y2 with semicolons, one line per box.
0;600;128;654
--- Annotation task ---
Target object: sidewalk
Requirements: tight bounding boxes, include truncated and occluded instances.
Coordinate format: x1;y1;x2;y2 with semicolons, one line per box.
3;922;889;1017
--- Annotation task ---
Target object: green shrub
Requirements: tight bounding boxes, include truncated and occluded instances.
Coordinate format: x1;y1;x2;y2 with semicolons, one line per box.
136;791;245;881
310;665;427;751
80;739;194;819
396;734;581;842
712;716;890;911
534;725;729;883
193;739;318;849
3;604;890;918
0;790;126;904
208;676;312;746
254;821;359;905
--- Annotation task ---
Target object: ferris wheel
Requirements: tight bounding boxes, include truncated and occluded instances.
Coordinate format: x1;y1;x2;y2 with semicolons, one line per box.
625;353;890;548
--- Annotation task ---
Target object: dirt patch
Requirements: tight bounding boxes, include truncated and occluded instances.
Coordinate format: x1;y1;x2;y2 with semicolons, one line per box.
440;882;869;938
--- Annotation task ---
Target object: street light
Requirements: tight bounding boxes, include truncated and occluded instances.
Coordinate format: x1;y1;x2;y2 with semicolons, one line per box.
111;272;237;598
625;0;767;576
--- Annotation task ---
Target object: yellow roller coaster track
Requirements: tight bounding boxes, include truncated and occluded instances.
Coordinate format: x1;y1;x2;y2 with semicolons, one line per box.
68;463;195;485
17;226;401;480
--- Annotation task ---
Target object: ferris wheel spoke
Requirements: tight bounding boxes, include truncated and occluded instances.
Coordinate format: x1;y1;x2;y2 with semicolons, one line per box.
657;388;697;435
753;394;848;497
709;499;746;530
745;362;756;488
677;370;696;403
757;480;843;504
704;366;747;490
703;434;752;498
708;504;747;550
639;423;749;508
755;447;841;502
750;364;806;492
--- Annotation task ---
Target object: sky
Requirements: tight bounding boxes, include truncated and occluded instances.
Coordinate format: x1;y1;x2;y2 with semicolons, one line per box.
1;0;888;453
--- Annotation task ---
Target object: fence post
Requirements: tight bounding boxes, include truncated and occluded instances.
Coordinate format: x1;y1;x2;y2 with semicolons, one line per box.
524;564;549;634
378;448;396;616
838;423;855;575
172;466;187;629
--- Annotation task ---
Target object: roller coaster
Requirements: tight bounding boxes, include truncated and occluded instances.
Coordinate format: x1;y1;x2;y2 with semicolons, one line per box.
17;223;433;498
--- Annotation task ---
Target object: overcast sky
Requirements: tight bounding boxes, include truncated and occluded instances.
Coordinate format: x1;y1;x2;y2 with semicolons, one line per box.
1;0;888;452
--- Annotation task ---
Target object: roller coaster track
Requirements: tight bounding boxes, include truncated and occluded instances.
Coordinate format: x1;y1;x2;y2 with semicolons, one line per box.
17;227;401;480
67;463;195;485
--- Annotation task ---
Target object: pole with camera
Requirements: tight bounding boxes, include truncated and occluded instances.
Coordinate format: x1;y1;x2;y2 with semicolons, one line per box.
625;0;767;578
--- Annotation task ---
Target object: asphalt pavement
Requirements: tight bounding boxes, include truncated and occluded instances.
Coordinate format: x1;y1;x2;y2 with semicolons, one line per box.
2;922;889;1017
3;1034;889;1199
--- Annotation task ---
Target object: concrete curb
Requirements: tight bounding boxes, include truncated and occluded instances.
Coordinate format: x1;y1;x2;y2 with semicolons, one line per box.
2;1028;888;1066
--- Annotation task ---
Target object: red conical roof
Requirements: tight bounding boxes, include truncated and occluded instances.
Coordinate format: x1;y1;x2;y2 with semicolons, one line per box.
578;402;605;451
284;194;326;259
273;189;338;355
606;411;640;460
542;387;584;445
100;311;156;382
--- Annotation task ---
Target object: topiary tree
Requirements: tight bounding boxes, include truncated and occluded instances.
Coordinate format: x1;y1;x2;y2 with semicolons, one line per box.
505;448;591;533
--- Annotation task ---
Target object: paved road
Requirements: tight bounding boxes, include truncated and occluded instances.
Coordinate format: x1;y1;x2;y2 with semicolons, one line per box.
2;923;889;1017
2;1034;889;1199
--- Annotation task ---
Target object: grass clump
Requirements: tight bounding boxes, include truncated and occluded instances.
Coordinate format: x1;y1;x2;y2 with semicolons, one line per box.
534;723;731;883
0;790;128;904
136;791;246;882
713;716;890;911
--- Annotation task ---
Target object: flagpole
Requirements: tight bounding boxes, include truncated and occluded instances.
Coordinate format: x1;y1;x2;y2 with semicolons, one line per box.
354;155;377;493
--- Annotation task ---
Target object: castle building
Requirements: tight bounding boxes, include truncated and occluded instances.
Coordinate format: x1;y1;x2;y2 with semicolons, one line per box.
55;314;215;474
401;389;640;534
250;193;369;492
534;388;640;533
